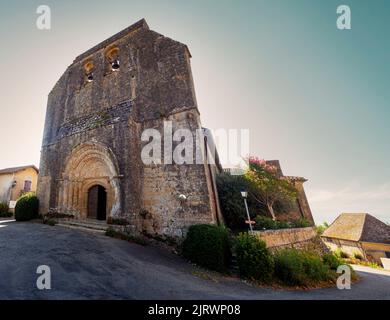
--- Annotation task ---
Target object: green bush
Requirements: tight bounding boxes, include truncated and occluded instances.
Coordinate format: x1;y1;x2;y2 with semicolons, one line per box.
323;253;342;270
354;252;363;260
254;216;290;230
0;202;12;217
335;249;350;259
43;218;57;226
14;192;39;221
302;252;330;282
254;216;276;230
105;227;147;246
235;233;274;282
292;218;312;228
0;211;13;218
274;249;306;285
107;217;129;225
182;224;231;273
0;202;8;214
216;173;262;229
315;222;329;235
274;249;330;286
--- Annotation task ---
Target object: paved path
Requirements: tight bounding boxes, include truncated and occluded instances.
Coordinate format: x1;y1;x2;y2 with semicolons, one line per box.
0;220;389;300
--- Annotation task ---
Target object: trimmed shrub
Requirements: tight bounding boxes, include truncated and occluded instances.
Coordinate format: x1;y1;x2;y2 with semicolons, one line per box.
14;192;39;221
235;233;274;282
323;253;342;270
182;224;231;273
274;249;330;286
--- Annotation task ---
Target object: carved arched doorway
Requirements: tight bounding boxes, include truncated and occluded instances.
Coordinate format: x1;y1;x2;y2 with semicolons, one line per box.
59;142;121;220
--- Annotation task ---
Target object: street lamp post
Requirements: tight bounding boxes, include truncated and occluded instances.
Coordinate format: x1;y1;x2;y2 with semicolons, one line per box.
241;191;253;232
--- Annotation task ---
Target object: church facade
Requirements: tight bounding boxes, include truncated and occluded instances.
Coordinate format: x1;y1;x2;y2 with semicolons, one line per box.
37;19;223;238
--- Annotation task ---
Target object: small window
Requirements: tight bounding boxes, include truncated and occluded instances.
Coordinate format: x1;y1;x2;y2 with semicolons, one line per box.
23;180;32;192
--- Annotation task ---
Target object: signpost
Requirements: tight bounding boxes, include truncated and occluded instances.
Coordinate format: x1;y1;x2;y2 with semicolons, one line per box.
241;191;254;233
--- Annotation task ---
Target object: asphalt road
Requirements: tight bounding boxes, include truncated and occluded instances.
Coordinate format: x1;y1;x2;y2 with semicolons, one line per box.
0;219;389;300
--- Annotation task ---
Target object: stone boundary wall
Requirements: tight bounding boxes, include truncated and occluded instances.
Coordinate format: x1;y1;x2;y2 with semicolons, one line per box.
253;227;317;249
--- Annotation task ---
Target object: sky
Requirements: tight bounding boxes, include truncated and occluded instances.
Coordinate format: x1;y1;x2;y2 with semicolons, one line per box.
0;0;389;224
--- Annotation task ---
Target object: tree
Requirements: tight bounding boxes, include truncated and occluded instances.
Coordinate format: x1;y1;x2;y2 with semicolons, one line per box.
315;222;329;235
245;156;297;220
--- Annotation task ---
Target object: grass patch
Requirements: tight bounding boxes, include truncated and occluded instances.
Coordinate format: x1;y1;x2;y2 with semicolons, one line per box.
43;218;57;226
105;227;147;246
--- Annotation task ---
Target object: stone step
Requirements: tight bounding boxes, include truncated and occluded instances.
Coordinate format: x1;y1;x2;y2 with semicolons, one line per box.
57;223;106;234
57;219;108;232
229;252;240;275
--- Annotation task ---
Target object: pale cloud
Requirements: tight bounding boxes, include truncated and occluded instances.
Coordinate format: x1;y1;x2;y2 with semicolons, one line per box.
308;183;390;203
307;183;390;224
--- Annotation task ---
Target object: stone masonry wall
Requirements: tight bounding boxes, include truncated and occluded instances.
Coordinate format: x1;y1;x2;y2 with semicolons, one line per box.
253;227;317;249
37;19;219;238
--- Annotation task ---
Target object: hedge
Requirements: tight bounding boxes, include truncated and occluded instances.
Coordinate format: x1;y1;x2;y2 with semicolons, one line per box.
182;224;231;273
15;192;39;221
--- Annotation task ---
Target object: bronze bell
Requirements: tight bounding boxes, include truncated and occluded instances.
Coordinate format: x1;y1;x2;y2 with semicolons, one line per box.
87;73;94;82
111;60;120;71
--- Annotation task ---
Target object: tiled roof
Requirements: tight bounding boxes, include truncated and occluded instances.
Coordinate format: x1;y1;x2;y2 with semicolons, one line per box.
0;165;39;175
322;213;390;244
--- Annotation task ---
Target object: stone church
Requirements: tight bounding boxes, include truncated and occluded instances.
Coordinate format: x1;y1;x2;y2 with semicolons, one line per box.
37;19;223;238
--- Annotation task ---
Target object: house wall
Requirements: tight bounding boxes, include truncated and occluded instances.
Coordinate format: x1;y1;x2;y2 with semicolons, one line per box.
9;168;38;202
0;168;38;206
0;174;13;204
322;237;365;259
361;242;390;264
322;237;390;264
